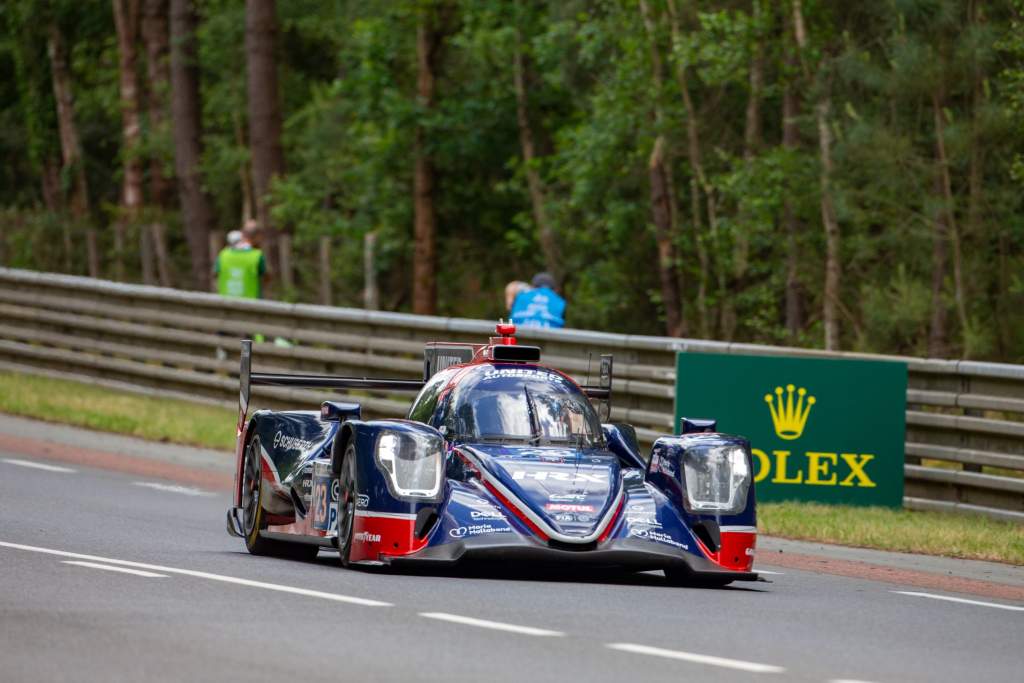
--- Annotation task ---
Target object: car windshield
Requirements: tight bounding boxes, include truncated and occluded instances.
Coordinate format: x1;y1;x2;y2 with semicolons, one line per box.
445;366;604;447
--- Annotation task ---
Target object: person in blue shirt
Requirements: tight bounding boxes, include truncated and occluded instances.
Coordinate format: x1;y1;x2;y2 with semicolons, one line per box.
510;272;566;329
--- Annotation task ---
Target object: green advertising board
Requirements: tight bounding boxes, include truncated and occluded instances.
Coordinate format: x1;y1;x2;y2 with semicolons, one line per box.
675;353;907;507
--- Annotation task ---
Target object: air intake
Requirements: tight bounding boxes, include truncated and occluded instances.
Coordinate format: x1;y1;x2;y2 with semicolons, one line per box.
491;345;541;363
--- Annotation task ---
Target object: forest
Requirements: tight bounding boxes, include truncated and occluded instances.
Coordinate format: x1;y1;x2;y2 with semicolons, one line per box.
1;0;1022;362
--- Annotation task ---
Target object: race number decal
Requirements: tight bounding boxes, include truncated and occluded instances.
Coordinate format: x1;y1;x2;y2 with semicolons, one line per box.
311;461;338;532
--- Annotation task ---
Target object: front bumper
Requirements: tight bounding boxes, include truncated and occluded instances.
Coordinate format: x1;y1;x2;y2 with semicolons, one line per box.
383;535;758;582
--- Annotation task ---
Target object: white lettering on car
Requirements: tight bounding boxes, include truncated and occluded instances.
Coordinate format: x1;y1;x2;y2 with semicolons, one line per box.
273;431;316;452
511;470;607;483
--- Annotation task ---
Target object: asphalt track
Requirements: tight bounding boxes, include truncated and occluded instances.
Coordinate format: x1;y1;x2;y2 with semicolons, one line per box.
1;419;1022;682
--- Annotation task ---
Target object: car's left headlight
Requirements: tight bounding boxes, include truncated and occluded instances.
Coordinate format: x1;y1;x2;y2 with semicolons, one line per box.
681;444;751;514
375;431;443;500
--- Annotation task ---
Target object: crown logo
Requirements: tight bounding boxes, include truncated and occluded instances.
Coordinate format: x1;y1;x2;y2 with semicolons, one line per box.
764;384;816;440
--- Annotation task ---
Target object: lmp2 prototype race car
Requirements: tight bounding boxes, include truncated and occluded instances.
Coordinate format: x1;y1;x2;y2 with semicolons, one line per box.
226;323;759;586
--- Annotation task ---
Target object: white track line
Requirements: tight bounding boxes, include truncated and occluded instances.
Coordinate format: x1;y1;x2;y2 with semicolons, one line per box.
892;591;1024;612
829;679;881;683
419;612;564;637
133;482;214;496
607;643;785;674
755;569;784;575
3;458;75;473
63;560;167;578
0;541;391;607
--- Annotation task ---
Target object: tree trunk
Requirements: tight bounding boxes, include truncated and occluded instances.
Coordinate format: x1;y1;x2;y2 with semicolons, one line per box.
792;0;840;350
47;22;90;224
666;0;710;337
723;7;765;341
364;231;379;310
170;0;214;290
114;0;144;283
246;0;290;293
937;96;966;358
930;91;968;357
142;0;175;287
928;168;949;358
413;12;441;315
816;93;841;351
648;138;684;337
512;30;560;283
318;235;332;306
638;0;683;337
782;79;803;339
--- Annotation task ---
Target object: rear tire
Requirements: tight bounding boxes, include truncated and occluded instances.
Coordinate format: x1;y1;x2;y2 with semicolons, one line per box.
335;443;358;568
242;436;319;561
664;566;733;588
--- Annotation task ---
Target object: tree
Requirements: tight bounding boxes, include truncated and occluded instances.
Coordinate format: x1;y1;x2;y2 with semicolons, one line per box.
141;0;176;286
246;0;289;292
170;0;214;289
413;4;443;316
113;0;143;282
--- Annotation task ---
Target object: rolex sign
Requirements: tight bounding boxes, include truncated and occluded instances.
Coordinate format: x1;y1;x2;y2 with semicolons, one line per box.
674;353;907;507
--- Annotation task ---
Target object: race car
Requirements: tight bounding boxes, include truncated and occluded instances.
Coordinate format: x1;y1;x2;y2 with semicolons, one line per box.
226;322;759;586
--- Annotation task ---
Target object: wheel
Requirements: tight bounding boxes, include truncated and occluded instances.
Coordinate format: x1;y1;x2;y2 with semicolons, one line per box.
241;435;318;561
664;566;733;588
335;443;358;567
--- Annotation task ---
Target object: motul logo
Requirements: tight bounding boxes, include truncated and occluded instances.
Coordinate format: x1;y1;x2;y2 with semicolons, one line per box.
545;503;595;513
511;470;606;483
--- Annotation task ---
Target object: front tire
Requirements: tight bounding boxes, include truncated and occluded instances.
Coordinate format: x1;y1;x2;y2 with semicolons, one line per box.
335;443;358;567
241;435;318;561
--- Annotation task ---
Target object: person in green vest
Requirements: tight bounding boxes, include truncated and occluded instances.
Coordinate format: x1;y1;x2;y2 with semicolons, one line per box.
214;224;267;299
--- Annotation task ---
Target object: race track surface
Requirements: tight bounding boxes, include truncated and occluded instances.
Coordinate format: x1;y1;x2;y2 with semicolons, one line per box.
0;424;1021;682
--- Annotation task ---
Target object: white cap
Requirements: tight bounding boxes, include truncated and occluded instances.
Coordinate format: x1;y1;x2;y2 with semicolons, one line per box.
226;230;243;247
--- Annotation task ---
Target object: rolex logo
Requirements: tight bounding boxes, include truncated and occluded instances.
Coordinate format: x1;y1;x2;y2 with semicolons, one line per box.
764;384;816;440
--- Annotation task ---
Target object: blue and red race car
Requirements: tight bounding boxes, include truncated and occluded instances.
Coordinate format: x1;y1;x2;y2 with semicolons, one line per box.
226;323;759;586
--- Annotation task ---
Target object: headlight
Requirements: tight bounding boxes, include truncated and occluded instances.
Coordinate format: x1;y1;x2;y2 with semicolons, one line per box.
375;432;443;500
681;444;750;514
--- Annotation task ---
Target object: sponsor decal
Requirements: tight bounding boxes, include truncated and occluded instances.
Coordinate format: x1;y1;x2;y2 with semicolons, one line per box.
553;513;575;523
482;368;568;384
273;431;316;452
511;470;607;483
745;547;756;556
356;494;369;509
624;515;662;529
545;503;595;513
470;509;505;520
538;454;566;463
449;524;511;538
629;527;688;550
331;479;340;501
354;531;381;543
549;493;587;502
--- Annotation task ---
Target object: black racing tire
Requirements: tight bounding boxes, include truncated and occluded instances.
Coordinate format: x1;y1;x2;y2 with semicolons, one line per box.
664;566;734;588
335;443;358;568
242;435;319;561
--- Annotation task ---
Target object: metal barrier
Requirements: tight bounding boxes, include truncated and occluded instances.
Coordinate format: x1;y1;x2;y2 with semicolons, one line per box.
0;267;1021;522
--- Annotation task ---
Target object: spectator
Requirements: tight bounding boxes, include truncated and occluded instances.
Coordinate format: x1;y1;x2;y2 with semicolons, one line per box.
510;272;566;329
214;222;267;299
504;280;530;312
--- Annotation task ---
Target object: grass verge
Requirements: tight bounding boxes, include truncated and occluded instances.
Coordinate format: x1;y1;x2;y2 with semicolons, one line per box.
0;371;236;451
2;370;1022;564
759;501;1024;565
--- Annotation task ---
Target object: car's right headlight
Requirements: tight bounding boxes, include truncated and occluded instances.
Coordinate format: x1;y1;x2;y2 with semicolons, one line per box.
375;431;443;500
681;444;751;514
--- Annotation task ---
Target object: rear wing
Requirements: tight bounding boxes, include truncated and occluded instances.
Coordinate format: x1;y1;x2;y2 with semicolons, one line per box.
581;354;613;421
237;339;424;431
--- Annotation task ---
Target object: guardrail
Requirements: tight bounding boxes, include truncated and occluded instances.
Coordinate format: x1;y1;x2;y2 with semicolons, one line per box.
0;267;1021;523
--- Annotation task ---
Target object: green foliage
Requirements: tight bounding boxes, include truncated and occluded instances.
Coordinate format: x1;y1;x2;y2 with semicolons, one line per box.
0;0;1021;361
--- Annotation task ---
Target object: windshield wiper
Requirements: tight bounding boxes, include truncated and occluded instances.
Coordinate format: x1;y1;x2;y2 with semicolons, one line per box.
522;384;541;446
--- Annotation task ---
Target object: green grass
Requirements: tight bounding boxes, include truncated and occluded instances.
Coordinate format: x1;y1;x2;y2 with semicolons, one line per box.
759;501;1024;565
0;371;236;450
3;370;1022;564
